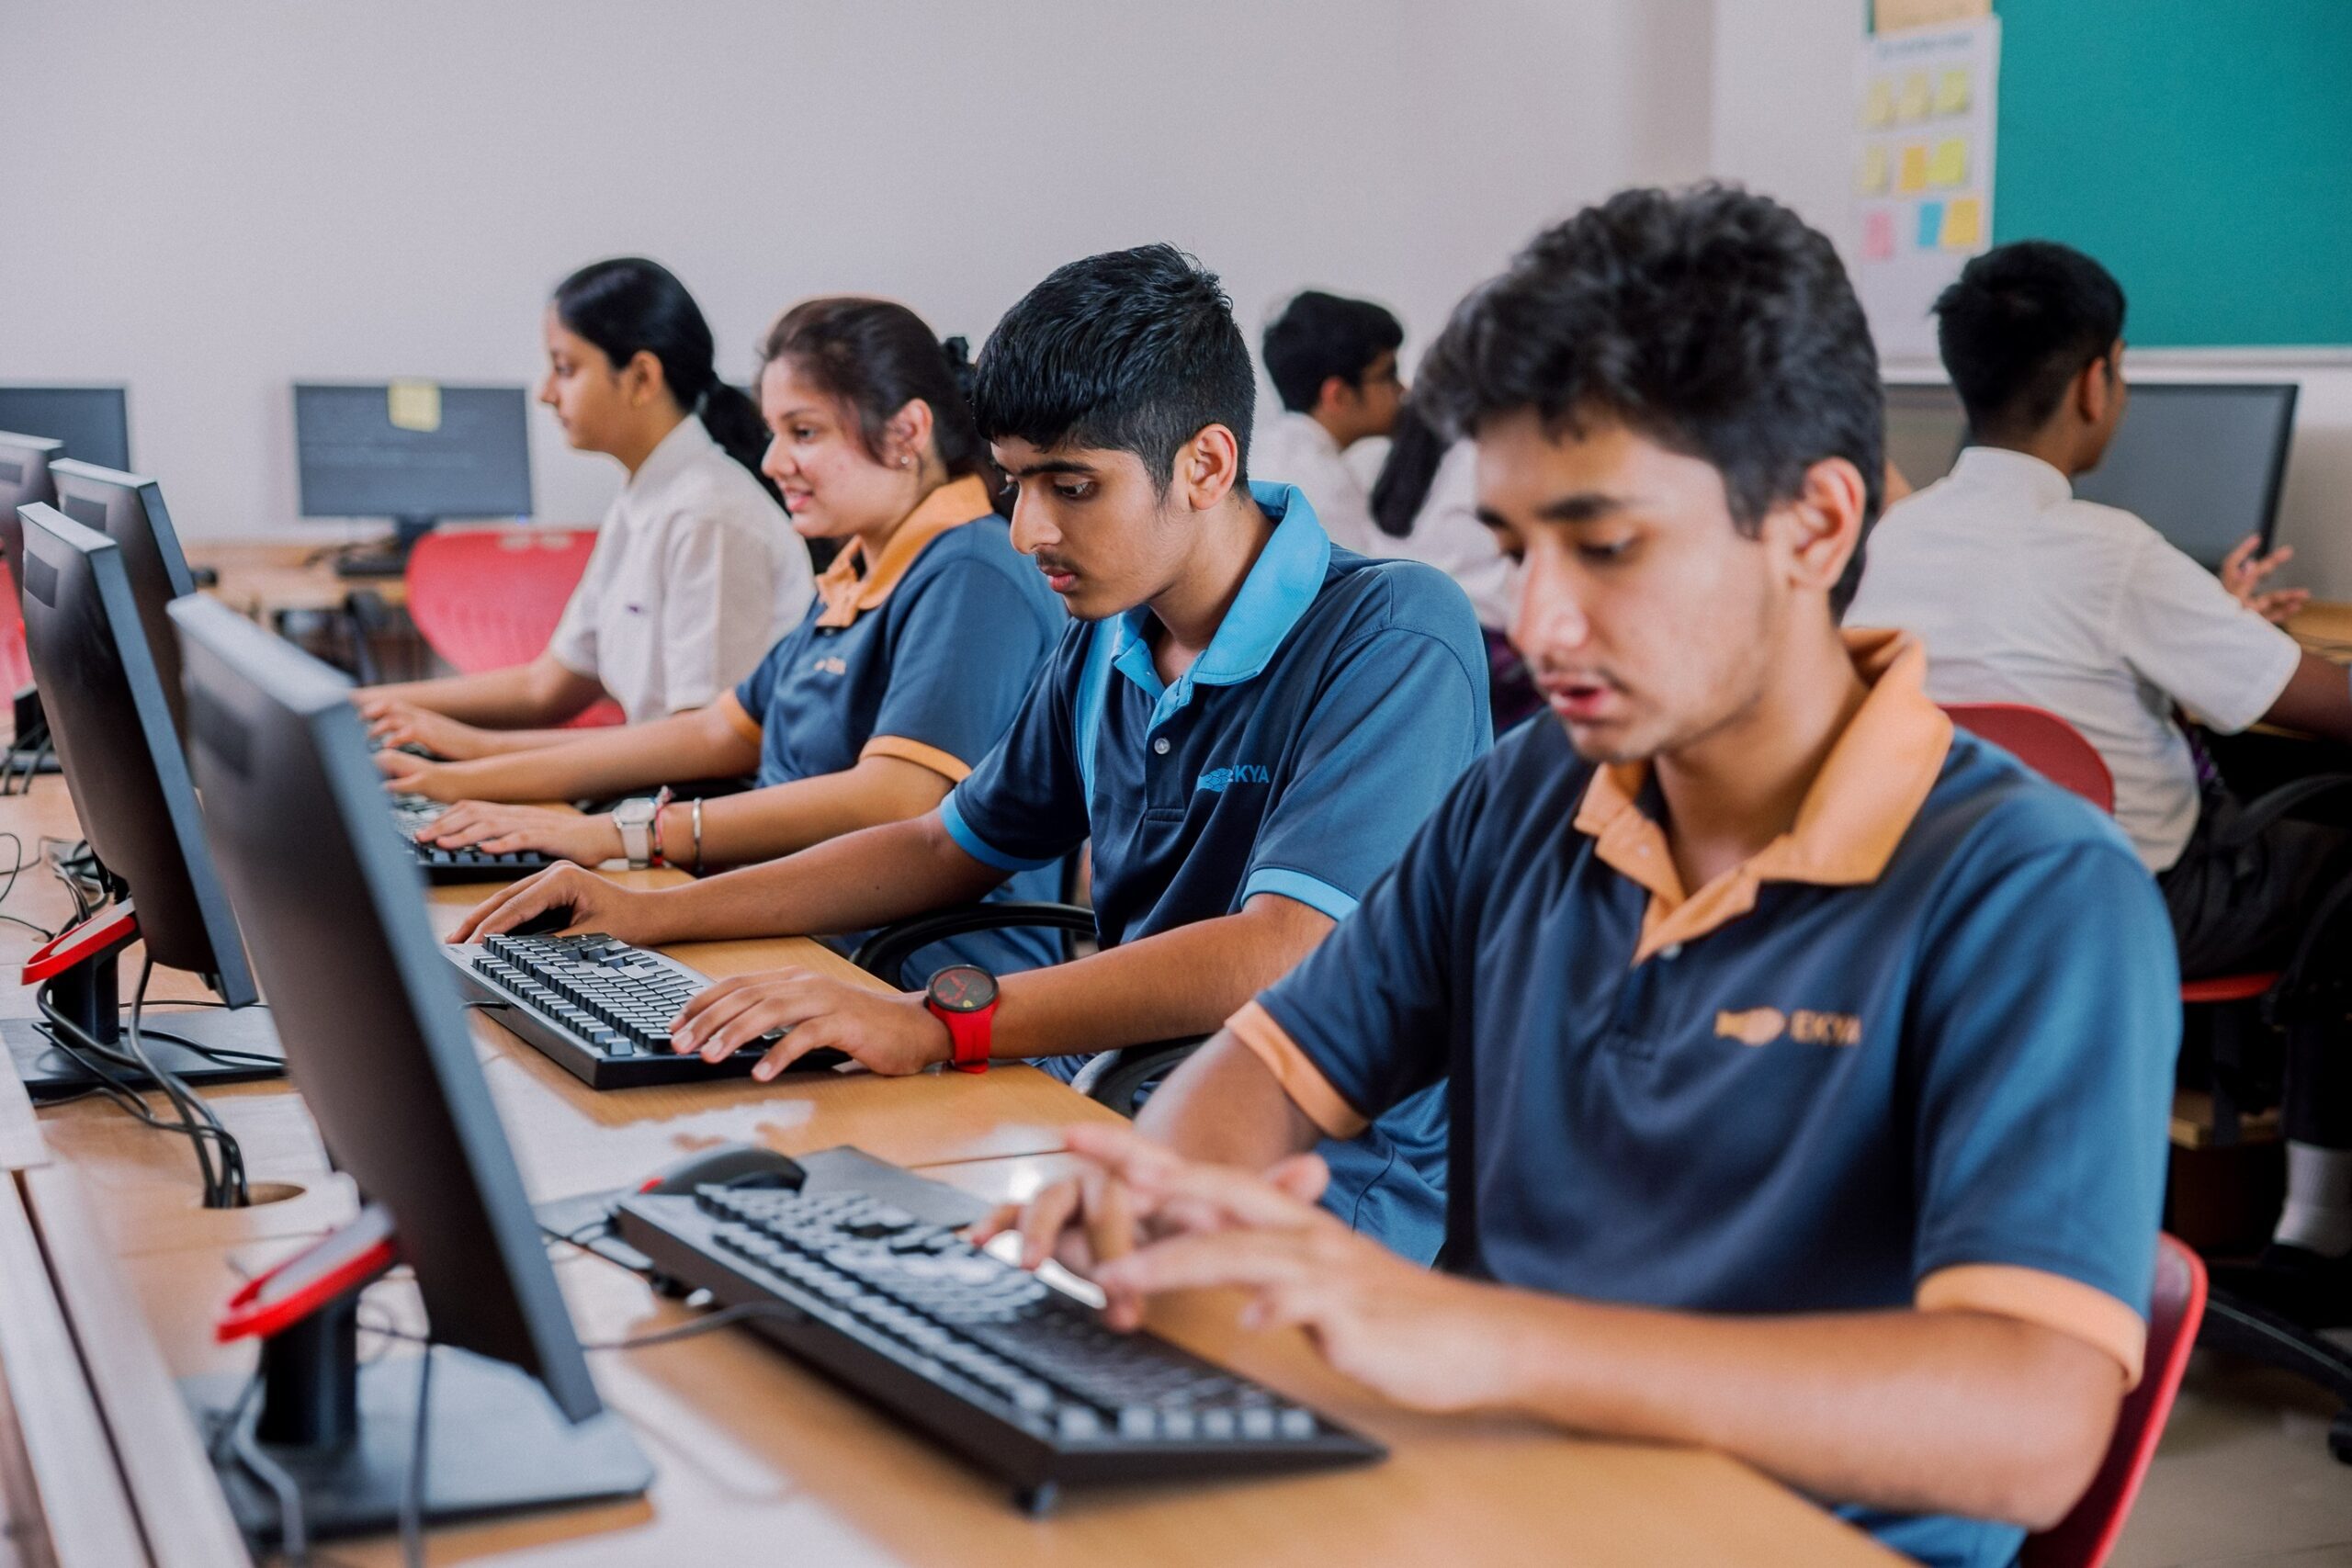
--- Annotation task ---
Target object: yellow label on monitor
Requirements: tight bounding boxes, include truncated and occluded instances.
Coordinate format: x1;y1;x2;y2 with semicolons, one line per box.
1863;78;1894;128
1929;138;1968;186
1896;71;1932;121
1857;144;1892;195
1940;197;1984;250
1935;67;1972;115
387;380;442;433
1896;143;1929;194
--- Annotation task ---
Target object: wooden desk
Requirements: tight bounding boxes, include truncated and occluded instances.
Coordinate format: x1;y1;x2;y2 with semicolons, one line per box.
0;774;1897;1567
2290;599;2352;664
185;539;407;620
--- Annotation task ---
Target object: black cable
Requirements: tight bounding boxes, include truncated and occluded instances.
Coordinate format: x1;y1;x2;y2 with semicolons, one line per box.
579;1299;810;1352
36;972;248;1207
128;954;249;1206
400;1343;434;1568
0;830;54;941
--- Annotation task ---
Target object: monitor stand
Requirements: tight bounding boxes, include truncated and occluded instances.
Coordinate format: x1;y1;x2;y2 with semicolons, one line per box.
3;686;62;780
333;515;438;581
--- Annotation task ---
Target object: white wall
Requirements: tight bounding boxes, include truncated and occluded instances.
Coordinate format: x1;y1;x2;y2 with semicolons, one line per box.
1706;0;2352;599
1;0;1705;544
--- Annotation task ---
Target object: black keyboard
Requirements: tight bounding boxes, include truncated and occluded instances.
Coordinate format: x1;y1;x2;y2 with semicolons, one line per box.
616;1187;1384;1511
445;931;846;1089
391;795;559;882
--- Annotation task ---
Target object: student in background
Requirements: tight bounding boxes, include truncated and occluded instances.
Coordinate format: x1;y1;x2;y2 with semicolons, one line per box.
380;299;1063;978
359;257;813;751
990;188;2178;1568
454;245;1491;1264
1369;404;1537;729
1849;241;2352;1306
1251;289;1405;557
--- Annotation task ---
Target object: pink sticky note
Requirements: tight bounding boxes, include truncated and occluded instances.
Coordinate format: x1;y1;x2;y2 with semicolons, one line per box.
1862;210;1896;262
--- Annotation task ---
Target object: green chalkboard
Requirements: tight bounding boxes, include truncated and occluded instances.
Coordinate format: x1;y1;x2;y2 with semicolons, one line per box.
1992;0;2352;346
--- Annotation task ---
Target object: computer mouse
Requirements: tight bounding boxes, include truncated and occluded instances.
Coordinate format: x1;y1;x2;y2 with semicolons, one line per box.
636;1142;807;1197
507;903;576;937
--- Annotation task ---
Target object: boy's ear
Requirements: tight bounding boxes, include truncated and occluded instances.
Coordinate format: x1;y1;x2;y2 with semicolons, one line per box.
1771;456;1869;600
1170;423;1244;513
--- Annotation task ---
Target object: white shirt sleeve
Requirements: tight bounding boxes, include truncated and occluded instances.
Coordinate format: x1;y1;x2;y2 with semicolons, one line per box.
543;527;614;679
2114;534;2303;734
658;514;782;714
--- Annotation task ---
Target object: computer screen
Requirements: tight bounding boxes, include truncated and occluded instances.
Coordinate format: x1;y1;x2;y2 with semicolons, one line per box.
1883;381;1970;491
293;383;533;525
0;387;130;470
2074;382;2300;571
47;461;198;738
0;433;65;612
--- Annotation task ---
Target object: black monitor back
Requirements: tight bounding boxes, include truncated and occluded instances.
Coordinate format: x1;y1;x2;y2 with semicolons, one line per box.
0;433;66;609
2074;382;2301;571
15;505;255;1002
168;595;602;1422
47;460;197;735
0;387;130;471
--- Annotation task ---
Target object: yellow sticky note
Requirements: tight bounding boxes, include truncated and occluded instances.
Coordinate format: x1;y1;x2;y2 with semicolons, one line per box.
1896;143;1929;194
1940;197;1984;250
387;379;442;433
1929;138;1968;186
1863;77;1894;128
1857;144;1891;196
1935;67;1971;115
1897;70;1932;121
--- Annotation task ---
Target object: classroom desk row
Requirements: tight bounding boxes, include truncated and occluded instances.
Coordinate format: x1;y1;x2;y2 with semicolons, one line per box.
0;777;1898;1567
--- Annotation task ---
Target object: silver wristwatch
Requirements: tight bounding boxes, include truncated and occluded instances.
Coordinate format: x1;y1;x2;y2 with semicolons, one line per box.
611;796;660;868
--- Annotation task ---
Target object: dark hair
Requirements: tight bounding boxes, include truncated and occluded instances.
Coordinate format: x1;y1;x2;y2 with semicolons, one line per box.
1369;401;1451;539
969;243;1254;493
552;256;778;502
1417;184;1883;615
1262;290;1405;413
757;297;1004;516
1934;241;2126;442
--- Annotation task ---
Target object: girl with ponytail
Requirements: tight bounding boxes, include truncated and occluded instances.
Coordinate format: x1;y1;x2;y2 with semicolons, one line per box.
386;298;1065;980
358;257;813;751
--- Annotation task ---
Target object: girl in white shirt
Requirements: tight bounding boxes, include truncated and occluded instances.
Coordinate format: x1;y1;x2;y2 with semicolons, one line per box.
359;257;812;753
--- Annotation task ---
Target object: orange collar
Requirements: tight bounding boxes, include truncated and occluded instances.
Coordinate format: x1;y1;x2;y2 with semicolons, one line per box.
812;475;994;628
1573;628;1953;964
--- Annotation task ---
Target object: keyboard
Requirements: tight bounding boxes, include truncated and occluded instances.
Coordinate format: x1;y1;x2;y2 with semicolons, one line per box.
391;795;559;883
615;1186;1384;1511
445;931;846;1089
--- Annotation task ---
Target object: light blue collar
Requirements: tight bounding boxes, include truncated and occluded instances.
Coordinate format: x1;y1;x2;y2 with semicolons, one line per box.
1104;481;1332;729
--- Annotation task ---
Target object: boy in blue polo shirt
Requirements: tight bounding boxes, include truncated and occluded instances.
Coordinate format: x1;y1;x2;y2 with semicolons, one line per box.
457;245;1490;1262
987;189;2179;1568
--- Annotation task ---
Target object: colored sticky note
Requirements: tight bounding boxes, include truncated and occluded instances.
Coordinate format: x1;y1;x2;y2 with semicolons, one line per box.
1940;197;1984;250
1897;70;1932;121
1917;201;1946;251
1863;77;1894;128
1862;209;1896;262
1896;143;1929;194
1929;138;1968;186
1857;144;1891;196
387;379;441;433
1935;67;1972;115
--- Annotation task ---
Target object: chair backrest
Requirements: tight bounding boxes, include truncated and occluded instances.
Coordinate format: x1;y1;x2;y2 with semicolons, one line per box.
0;561;30;694
1942;702;2116;814
2020;1234;2208;1568
403;527;620;728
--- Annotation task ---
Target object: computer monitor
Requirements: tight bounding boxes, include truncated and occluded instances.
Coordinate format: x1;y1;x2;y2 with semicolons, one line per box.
293;383;532;575
1883;380;1970;490
0;387;131;470
47;460;198;737
0;433;65;601
4;505;283;1098
169;594;650;1543
2074;382;2300;571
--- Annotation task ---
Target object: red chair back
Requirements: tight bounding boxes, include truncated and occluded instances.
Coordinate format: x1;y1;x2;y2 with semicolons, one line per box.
403;528;620;728
0;562;30;696
1943;703;2116;814
2021;1235;2207;1568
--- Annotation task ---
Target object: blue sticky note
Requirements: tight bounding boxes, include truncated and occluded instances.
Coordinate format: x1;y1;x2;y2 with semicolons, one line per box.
1916;201;1945;250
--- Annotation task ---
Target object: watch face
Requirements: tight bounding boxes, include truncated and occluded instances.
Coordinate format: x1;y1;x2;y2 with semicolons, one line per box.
928;964;998;1013
614;798;657;827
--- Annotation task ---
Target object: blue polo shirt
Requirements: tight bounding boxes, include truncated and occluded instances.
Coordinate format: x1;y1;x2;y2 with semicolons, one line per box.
941;483;1491;1263
1231;631;2178;1568
725;477;1064;981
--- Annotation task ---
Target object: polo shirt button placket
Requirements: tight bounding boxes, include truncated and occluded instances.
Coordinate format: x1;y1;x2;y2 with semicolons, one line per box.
1152;737;1170;755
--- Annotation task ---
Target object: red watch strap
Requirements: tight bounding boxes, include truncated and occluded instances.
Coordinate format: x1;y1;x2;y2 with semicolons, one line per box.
930;999;995;1074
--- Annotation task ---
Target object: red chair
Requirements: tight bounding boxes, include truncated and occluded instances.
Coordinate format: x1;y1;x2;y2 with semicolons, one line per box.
0;561;31;696
2021;1235;2208;1568
1942;702;2114;813
402;528;621;728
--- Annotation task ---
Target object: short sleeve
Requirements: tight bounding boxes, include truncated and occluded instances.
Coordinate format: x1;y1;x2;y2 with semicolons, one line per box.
1905;827;2179;1383
661;513;787;714
939;624;1091;873
731;632;798;730
864;559;1055;784
1242;606;1490;921
2115;536;2301;734
1235;756;1492;1138
544;524;615;678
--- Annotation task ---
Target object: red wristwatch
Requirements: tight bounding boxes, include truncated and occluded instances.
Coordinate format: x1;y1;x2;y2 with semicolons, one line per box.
924;964;999;1074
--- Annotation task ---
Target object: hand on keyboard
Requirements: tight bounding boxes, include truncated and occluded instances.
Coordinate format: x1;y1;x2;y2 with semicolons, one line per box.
421;801;624;866
356;694;494;761
671;968;950;1080
451;861;668;945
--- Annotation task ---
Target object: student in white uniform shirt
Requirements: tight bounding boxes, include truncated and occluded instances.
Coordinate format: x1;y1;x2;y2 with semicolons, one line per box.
1251;290;1404;558
1847;241;2352;1305
359;257;812;754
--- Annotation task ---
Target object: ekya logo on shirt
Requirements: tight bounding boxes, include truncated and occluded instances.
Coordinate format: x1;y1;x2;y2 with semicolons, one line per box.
1195;762;1272;795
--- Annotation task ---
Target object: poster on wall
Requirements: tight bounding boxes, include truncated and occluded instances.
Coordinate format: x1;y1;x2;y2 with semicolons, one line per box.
1852;17;1999;361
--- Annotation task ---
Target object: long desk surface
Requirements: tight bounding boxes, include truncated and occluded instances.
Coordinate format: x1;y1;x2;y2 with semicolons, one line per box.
0;775;1896;1567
